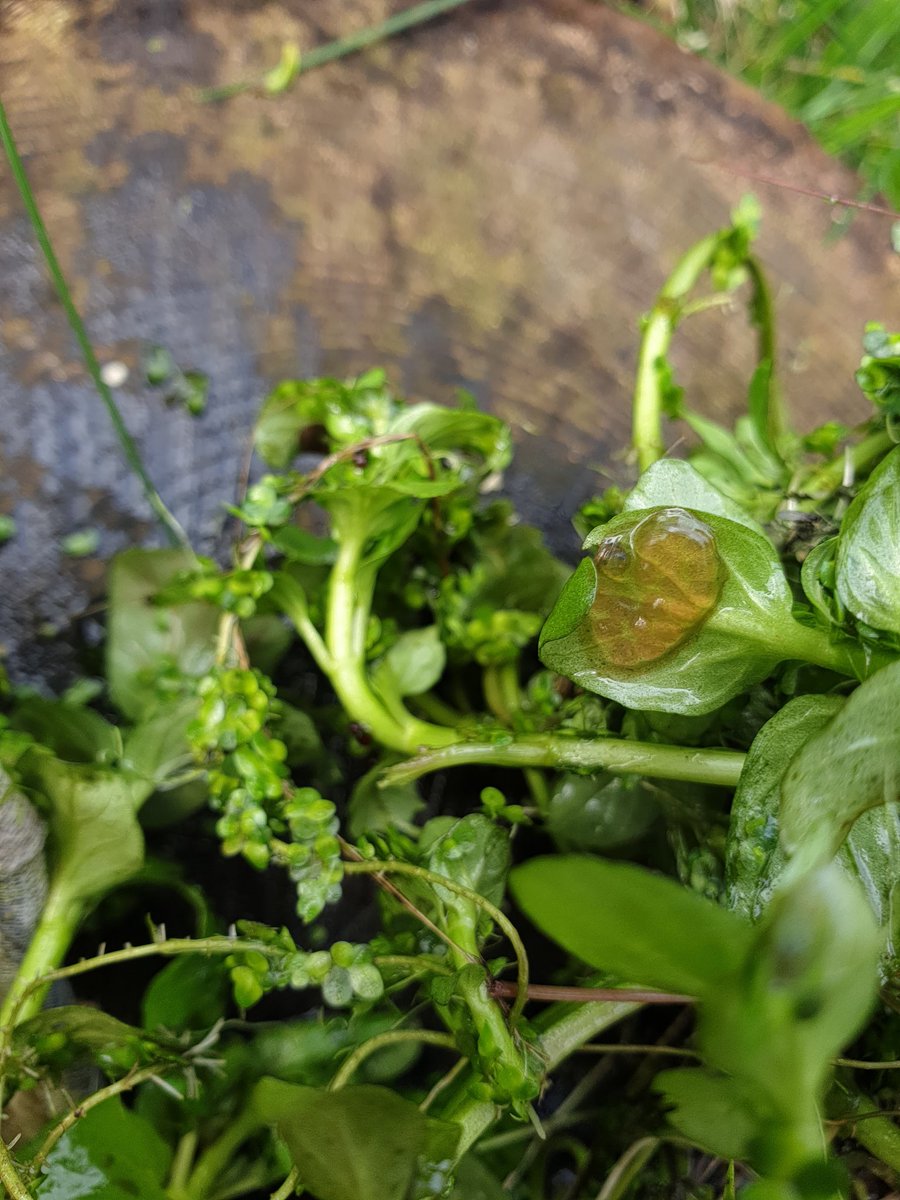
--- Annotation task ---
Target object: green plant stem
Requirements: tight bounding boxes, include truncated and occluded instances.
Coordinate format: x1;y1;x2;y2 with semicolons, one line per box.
801;428;895;498
0;880;82;1029
344;859;529;1023
324;533;455;752
444;997;640;1156
31;1065;167;1171
595;1136;662;1200
168;1131;199;1199
0;95;190;552
328;1030;457;1091
382;734;746;790
184;1105;265;1200
853;1115;900;1174
632;233;719;473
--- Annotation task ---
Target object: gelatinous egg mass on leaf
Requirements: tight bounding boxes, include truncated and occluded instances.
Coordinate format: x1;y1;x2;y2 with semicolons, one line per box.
589;508;723;668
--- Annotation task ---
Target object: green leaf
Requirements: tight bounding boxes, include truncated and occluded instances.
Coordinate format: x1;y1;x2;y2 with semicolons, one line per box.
348;762;424;839
12;1008;180;1078
727;693;900;981
654;1068;756;1161
510;855;752;997
781;660;900;870
35;1098;171;1199
546;773;658;852
271;525;338;565
835;446;900;635
623;459;764;535
372;626;446;698
448;1155;506;1199
141;956;229;1033
253;1080;457;1200
541;508;797;715
799;537;843;629
17;750;144;908
427;813;510;910
726;694;843;921
120;699;198;798
107;550;217;720
10;698;121;765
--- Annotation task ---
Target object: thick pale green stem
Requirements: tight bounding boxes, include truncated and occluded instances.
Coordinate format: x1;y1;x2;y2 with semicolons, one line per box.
382;734;746;790
324;533;455;752
632;235;718;473
0;881;82;1029
801;429;894;499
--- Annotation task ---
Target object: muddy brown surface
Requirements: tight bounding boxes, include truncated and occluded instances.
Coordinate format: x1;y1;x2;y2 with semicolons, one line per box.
1;0;897;681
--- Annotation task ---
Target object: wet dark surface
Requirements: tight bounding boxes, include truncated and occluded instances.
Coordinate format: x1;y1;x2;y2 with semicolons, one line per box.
1;0;897;683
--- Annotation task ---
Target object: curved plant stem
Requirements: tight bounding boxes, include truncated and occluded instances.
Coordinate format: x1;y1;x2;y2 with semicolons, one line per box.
595;1136;662;1200
270;1169;301;1200
343;859;529;1024
801;428;894;499
31;1065;168;1171
0;879;82;1028
632;233;718;473
184;1105;265;1200
382;734;746;790
329;1030;456;1092
0;95;190;551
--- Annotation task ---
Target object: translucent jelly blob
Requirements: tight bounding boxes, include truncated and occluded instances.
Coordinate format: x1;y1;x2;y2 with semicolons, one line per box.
589;508;723;669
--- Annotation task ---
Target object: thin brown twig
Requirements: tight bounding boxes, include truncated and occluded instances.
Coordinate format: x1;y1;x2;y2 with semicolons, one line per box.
488;981;694;1006
692;159;900;220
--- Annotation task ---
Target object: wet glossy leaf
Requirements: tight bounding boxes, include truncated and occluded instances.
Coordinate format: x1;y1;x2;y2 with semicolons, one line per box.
727;693;900;980
540;507;796;715
835;446;900;634
781;660;900;871
107;550;217;721
510;855;752;997
253;1080;457;1200
624;459;764;535
546;773;658;852
427;813;510;910
726;695;843;921
35;1099;171;1199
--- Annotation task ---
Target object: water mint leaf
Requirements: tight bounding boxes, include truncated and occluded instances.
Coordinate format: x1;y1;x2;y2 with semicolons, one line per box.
835;446;900;635
510;855;752;997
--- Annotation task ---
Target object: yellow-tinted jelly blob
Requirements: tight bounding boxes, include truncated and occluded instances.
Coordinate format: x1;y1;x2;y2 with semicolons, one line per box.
589;508;723;669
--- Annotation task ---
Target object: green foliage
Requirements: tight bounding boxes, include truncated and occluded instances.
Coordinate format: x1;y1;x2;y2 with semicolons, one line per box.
540;507;822;715
780;659;900;870
835;446;900;635
35;1099;172;1199
253;1080;458;1200
856;324;900;417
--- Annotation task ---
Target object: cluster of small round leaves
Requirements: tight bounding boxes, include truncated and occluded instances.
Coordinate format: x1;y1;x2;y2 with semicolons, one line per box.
437;572;541;667
230;475;296;529
480;786;529;827
187;568;275;619
189;668;343;921
226;925;383;1010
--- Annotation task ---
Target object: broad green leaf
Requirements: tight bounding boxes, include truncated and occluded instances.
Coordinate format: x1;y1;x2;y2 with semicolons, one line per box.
12;1008;180;1078
372;626;446;698
107;550;217;721
781;660;900;870
654;1068;756;1161
35;1098;171;1200
16;750;144;908
252;1014;419;1087
799;537;843;628
448;1155;506;1199
427;814;510;910
141;956;229;1033
9;698;121;765
120;699;198;799
702;866;880;1148
510;855;752;997
727;693;900;981
540;508;797;715
546;773;658;852
624;459;764;535
271;525;338;565
253;1080;457;1200
726;695;843;921
835;446;900;635
348;762;424;839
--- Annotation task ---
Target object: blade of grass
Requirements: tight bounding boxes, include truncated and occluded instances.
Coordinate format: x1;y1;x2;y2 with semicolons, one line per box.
201;0;477;101
0;93;191;552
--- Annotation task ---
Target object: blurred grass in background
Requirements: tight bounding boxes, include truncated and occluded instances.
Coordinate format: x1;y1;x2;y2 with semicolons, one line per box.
632;0;900;209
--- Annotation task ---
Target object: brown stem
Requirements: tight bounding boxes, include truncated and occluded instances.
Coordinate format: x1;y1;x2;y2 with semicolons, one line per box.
488;980;694;1006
